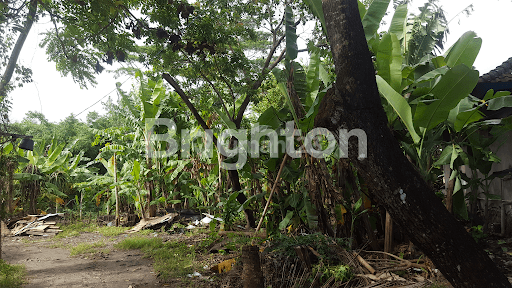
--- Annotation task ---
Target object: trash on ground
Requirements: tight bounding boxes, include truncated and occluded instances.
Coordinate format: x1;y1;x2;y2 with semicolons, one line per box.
126;213;177;233
9;213;64;236
210;258;236;273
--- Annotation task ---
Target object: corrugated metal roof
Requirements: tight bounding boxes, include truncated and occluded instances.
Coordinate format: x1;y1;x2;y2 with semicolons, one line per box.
479;57;512;83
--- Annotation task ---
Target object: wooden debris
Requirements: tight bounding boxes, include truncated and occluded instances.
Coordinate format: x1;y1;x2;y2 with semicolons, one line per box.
126;213;177;233
9;213;64;236
30;224;49;231
353;251;376;274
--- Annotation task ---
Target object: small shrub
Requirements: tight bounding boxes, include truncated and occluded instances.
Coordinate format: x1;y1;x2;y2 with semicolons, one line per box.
470;225;487;243
0;259;26;288
312;264;353;284
270;233;345;264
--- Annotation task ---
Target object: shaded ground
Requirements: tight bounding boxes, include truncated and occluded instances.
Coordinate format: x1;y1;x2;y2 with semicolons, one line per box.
4;226;512;288
3;232;163;288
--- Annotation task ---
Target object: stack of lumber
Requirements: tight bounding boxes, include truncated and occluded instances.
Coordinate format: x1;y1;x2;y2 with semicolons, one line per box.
9;213;64;236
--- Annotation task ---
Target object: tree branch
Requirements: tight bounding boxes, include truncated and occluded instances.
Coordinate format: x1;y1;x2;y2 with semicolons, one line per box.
162;73;217;144
198;70;232;121
0;0;37;97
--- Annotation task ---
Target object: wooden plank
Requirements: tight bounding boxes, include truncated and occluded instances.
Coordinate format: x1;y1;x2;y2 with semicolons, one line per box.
24;230;57;236
47;225;60;229
24;231;45;236
45;229;63;233
126;213;177;233
384;210;393;256
42;221;56;225
30;225;49;231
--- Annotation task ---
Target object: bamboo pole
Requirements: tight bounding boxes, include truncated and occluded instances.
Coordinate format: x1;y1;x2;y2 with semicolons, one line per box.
253;153;289;237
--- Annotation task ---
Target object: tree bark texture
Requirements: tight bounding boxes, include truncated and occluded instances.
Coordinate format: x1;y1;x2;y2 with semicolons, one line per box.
318;0;511;287
0;0;37;97
242;245;264;288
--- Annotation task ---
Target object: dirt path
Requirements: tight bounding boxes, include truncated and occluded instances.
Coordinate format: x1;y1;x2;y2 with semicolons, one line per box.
2;233;164;288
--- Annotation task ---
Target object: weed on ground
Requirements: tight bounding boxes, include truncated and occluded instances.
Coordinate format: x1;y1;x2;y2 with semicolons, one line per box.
0;259;26;288
115;236;196;281
70;241;107;256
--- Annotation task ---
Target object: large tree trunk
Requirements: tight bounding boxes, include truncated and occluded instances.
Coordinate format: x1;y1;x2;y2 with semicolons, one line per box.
0;0;38;97
318;0;511;287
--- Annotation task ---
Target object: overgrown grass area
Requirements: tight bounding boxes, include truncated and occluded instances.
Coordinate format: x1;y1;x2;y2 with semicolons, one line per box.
0;259;26;288
115;236;196;280
70;241;108;256
54;222;129;239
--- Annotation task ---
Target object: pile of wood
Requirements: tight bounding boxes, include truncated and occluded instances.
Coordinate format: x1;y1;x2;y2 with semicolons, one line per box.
8;213;64;237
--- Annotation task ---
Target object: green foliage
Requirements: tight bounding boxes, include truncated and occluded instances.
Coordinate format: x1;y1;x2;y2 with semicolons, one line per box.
217;190;251;230
0;259;26;288
362;0;391;41
224;232;262;252
470;225;487;243
376;75;420;143
196;232;221;253
270;233;347;264
312;264;353;284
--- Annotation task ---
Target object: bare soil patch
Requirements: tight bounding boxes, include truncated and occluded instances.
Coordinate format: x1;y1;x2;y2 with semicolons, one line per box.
3;232;164;288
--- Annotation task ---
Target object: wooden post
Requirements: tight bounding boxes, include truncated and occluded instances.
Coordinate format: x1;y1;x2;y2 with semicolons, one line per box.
242;245;264;288
384;211;393;255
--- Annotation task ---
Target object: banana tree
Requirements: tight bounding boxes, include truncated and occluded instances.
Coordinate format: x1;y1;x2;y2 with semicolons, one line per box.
15;138;83;214
116;70;173;217
369;1;512;218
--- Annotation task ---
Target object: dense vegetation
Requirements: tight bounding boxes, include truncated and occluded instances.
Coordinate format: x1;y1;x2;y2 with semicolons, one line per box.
2;0;512;286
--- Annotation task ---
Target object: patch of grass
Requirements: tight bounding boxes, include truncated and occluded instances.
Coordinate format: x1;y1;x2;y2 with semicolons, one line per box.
196;232;221;253
54;222;96;239
224;233;254;252
70;241;107;256
0;259;26;288
116;236;196;280
55;221;129;238
137;229;153;236
21;238;50;244
96;226;128;237
311;264;353;284
47;241;68;249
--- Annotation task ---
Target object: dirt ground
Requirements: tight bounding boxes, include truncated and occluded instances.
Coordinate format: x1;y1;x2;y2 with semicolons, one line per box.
2;232;165;288
4;227;512;288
